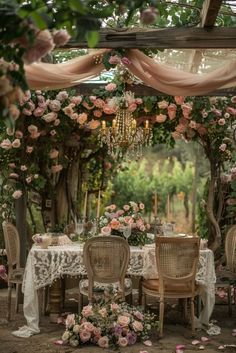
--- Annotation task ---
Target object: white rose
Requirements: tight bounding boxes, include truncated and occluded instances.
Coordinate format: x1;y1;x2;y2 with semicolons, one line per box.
62;330;71;342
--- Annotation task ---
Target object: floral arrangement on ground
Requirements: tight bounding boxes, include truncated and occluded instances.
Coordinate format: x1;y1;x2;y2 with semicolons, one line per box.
62;301;158;349
99;201;153;246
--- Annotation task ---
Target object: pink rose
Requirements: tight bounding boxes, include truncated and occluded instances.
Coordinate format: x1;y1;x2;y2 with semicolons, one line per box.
117;315;130;327
89;95;97;102
98;308;107;317
175;124;187;134
101;226;111;236
8;163;16;168
22;108;32;116
110;219;120;230
83;322;94;332
93;109;102;118
218;118;225;126
27;145;34;153
98;336;109;348
172;131;182;139
110;303;120;311
6;128;14;136
103;106;115;115
135;98;143;105
87;119;100;130
42;112;57;123
12;139;21;148
79;330;91;343
56;91;69;102
53;29;70;46
212;109;222;117
77;113;88;125
54;119;60;126
105;83;117;92
132;320;143;332
49;149;59;159
15;130;23;139
70;96;82;105
28;125;38;133
30;131;41;139
65;314;75;328
227;106;236;115
219;143;227;152
139;203;145;210
128;103;137;112
109;204;116;211
174;96;185;105
51;164;63;173
83;101;94;110
50;130;57;136
189;120;197;129
63;104;75;117
156;114;167;123
12;190;22;199
48;100;61;112
20;165;27;171
134;310;143;320
23;29;54;64
123;205;130;211
118;337;128;347
158;100;168;109
94;98;105;109
108;55;120;65
93;327;101;337
26;100;35;111
197;125;207;136
181;103;192;118
82;305;93;317
9;173;19;179
167;103;177;120
26;176;32;184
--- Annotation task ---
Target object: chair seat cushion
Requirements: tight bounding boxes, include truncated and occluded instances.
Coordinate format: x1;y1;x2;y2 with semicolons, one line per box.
79;278;132;297
142;278;198;296
9;268;24;283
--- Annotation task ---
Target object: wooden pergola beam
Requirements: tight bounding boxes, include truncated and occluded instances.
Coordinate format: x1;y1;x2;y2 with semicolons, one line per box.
64;27;236;49
75;82;236;97
201;0;223;27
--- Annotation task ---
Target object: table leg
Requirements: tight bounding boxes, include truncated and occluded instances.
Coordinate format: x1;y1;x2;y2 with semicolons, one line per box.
49;278;62;323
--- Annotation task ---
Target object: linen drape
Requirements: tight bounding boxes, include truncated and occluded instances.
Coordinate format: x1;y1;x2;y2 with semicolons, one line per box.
25;48;236;96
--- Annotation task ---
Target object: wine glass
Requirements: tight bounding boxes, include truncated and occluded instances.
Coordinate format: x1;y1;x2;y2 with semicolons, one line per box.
90;221;97;237
123;224;131;242
75;222;84;239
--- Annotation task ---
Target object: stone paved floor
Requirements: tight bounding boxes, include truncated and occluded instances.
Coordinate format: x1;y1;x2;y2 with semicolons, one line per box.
0;288;236;353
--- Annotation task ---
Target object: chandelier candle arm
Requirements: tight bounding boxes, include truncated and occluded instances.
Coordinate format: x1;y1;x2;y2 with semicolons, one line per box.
96;190;101;219
83;191;88;219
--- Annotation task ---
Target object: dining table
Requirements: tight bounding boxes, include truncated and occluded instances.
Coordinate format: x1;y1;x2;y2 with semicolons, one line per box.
12;240;216;338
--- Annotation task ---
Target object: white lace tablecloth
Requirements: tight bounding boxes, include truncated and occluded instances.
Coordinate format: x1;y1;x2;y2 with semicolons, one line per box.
13;243;216;337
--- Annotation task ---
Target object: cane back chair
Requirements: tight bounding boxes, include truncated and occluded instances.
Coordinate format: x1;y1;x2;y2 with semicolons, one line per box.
142;236;200;337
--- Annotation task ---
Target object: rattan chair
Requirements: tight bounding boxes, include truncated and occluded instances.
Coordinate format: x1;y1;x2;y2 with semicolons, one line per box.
142;236;200;337
2;221;25;321
215;225;236;316
79;236;131;312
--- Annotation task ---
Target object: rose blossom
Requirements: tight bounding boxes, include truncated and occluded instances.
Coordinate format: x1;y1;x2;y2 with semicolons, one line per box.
139;203;145;210
28;125;38;133
167;103;177;120
158;100;168;109
105;83;117;92
23;29;54;64
72;324;81;334
63;104;74;117
174;96;185;105
20;165;27;171
156;114;167;123
108;55;120;65
118;337;128;347
70;95;82;105
123;205;130;211
227;106;236;115
15;130;23;139
110;219;120;230
218;118;226;126
56;90;69;102
181;103;192;118
117;315;130;326
49;149;59;159
12;139;21;148
50;130;57;136
87;119;100;130
51;164;62;173
12;190;22;199
189;120;197;129
62;330;71;342
65;314;75;328
134;310;143;320
83;322;94;332
197;125;207;136
110;303;120;311
27;100;35;111
82;305;93;317
10;173;19;179
175;124;187;134
94;98;105;109
34;174;39;179
93;327;101;337
26;176;32;184
128;103;137;112
79;331;91;343
101;226;111;235
132;320;143;332
127;332;137;345
219;143;227;152
53;29;70;46
42;112;57;123
83;101;94;110
6;128;14;136
103;106;115;114
93;109;102;118
22;108;32;116
98;307;107;317
135;98;143;105
98;336;109;348
8;163;15;168
23;145;31;154
30;131;41;139
77;112;88;125
48;99;61;112
33;107;45;117
54;119;60;126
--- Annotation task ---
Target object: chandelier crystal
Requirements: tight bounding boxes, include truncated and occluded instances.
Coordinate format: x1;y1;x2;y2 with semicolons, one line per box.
99;95;153;159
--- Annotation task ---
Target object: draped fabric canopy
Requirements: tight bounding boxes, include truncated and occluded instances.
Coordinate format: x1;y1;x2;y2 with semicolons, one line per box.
25;48;236;96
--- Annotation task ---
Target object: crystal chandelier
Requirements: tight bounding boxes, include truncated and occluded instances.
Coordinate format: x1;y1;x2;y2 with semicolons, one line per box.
99;96;153;159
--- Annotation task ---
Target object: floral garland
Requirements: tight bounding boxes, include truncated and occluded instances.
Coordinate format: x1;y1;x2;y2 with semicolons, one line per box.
62;301;158;349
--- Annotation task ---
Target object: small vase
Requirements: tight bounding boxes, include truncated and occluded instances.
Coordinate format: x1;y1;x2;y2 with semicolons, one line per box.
40;235;52;249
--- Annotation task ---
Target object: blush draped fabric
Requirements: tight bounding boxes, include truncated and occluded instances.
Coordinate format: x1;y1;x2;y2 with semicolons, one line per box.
24;48;236;96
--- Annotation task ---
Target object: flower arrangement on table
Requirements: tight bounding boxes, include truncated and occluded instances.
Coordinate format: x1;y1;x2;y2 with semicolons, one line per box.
99;201;153;246
62;301;158;349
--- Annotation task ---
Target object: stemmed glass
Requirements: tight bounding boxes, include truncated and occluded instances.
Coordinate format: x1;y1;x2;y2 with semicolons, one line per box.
75;221;84;241
90;220;97;237
123;224;131;242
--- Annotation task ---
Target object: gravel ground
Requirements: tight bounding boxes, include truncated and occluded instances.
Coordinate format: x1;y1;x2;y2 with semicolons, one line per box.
0;288;236;353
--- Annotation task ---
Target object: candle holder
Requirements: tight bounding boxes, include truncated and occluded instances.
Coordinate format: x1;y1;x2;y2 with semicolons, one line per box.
95;217;100;235
153;216;158;236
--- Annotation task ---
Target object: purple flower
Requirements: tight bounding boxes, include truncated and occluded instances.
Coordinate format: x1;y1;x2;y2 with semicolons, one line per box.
127;332;137;345
114;325;123;336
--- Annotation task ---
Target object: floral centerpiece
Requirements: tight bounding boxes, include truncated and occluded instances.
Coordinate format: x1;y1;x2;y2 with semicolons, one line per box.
62;301;158;349
99;201;153;246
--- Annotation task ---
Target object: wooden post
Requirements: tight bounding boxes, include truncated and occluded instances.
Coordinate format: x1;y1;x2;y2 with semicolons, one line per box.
49;279;62;323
